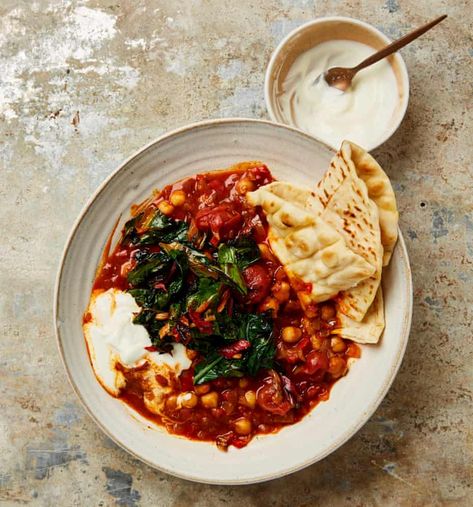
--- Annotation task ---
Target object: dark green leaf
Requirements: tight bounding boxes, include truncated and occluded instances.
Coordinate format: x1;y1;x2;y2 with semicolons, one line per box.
191;312;275;383
128;288;169;310
138;221;188;245
122;213;143;244
167;250;188;297
148;210;173;230
130;210;189;245
213;312;240;341
217;244;247;294
245;334;275;375
126;252;169;286
231;236;261;270
132;309;165;346
186;278;223;310
217;244;238;264
187;330;218;356
168;302;182;321
194;352;244;384
241;313;275;375
161;242;245;293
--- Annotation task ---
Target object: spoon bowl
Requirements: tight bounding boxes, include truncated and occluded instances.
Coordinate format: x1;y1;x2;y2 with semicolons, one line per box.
265;16;410;151
320;15;447;93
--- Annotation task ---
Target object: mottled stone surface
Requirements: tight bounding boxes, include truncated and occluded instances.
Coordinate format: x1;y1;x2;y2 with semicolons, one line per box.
1;1;472;505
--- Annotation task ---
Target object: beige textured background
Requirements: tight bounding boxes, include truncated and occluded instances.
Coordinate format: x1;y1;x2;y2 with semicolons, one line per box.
1;1;472;505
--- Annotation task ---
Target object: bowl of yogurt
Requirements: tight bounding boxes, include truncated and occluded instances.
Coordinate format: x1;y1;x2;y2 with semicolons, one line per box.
265;17;409;151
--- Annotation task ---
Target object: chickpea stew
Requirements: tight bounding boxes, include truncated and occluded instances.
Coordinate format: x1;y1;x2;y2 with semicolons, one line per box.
84;163;361;450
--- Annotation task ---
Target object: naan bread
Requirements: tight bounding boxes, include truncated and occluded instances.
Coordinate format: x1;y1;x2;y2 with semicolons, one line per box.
332;287;385;344
255;181;324;215
320;176;383;322
316;141;398;266
247;187;375;303
314;142;391;321
342;142;398;266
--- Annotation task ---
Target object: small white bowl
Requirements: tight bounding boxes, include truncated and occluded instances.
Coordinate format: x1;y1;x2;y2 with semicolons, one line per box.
265;17;410;151
55;119;412;484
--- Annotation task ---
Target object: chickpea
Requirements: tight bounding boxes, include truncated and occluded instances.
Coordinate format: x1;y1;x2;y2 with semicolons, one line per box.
259;296;280;315
201;391;219;408
304;303;318;319
179;392;198;409
244;390;256;409
170;190;186;207
236;178;255;195
158;200;175;216
239;378;249;389
281;326;302;343
272;281;290;303
234;417;252;435
320;303;336;321
329;356;347;378
195;384;211;395
331;337;347;353
165;395;177;411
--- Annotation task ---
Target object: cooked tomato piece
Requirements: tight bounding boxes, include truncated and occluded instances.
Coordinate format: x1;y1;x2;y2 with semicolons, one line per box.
195;204;242;242
243;263;271;304
188;310;213;334
256;370;293;415
300;350;329;376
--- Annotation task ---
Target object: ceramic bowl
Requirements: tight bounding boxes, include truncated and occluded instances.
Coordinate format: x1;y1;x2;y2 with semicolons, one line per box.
55;118;412;484
265;17;410;151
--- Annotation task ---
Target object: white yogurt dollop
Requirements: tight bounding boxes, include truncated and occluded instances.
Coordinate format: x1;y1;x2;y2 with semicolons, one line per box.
84;289;191;395
276;40;399;149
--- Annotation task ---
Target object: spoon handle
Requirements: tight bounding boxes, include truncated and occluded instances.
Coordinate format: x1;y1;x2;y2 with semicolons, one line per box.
353;14;447;72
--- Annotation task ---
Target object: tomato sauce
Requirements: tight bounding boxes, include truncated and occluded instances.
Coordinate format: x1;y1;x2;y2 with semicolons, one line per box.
88;163;360;450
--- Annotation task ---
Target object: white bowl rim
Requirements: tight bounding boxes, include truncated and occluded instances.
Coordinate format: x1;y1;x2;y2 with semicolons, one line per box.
264;16;411;152
54;117;413;484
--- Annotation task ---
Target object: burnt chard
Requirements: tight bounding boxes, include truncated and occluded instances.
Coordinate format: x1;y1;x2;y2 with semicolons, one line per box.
216;237;261;294
229;236;261;269
128;288;169;310
124;210;188;246
127;251;170;286
126;242;189;344
161;242;246;294
122;207;275;383
186;278;223;310
191;312;276;384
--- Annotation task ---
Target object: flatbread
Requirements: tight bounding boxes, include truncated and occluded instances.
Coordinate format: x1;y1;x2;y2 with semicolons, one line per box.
317;141;398;266
314;142;391;321
320;175;383;322
247;187;375;304
342;142;398;266
255;181;324;215
332;287;385;344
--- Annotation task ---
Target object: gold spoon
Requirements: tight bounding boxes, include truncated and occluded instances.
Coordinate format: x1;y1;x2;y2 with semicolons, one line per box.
319;14;447;92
